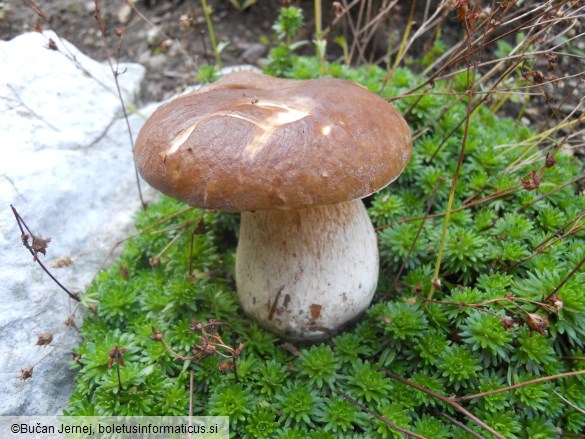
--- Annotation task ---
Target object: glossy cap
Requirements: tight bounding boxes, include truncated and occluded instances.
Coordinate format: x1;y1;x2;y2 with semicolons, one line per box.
135;71;412;212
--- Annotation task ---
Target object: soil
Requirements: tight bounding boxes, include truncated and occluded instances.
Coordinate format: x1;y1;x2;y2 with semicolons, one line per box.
0;0;285;104
0;0;422;104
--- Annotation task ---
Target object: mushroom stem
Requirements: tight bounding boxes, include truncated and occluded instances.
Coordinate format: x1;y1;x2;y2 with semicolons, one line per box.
236;199;379;341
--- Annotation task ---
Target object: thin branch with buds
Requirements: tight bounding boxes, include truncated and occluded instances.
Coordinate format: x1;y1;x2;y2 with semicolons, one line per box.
10;205;80;302
93;0;147;210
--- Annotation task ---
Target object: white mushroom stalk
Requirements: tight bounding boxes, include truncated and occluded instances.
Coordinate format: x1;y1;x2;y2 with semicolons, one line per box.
236;200;379;341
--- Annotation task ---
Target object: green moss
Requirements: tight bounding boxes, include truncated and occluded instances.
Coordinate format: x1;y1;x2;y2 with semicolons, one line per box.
67;55;585;436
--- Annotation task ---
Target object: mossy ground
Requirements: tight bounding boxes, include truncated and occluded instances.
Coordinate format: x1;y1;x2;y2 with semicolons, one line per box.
67;59;585;438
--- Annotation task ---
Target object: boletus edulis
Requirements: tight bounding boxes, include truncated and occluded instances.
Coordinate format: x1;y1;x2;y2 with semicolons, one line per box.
135;71;412;341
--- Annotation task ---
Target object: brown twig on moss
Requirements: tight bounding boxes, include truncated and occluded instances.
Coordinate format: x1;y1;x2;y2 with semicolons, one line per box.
334;389;429;439
552;389;585;415
419;292;558;336
381;368;507;439
519;175;585;211
381;176;445;302
438;411;487;439
152;319;243;383
149;229;186;267
544;254;585;302
107;344;127;391
503;211;585;271
190;320;243;382
375;183;521;232
454;369;585;403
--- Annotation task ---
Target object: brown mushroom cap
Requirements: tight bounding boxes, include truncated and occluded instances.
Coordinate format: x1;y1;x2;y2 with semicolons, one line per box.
135;71;412;212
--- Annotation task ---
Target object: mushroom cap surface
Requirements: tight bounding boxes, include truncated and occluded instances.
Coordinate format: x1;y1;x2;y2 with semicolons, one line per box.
135;71;412;212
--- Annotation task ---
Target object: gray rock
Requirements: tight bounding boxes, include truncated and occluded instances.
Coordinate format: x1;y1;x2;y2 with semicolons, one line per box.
0;31;144;152
0;30;155;415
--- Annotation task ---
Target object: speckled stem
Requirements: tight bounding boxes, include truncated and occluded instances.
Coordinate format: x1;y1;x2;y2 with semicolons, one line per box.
236;199;379;341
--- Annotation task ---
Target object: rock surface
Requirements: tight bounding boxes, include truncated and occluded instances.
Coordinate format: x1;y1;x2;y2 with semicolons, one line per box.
0;30;153;415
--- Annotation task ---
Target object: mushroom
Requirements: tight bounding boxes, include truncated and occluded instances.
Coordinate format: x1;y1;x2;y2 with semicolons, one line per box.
135;71;412;341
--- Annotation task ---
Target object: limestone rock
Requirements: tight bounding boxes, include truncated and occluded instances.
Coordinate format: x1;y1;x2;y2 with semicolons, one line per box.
0;30;153;416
